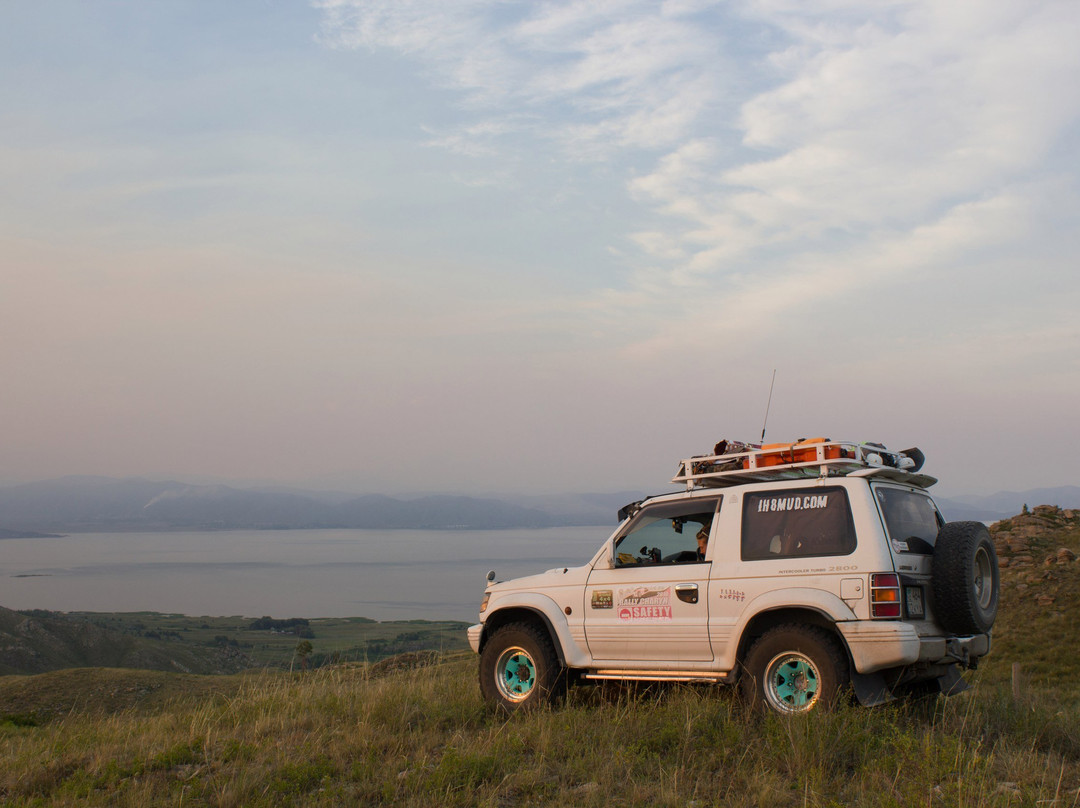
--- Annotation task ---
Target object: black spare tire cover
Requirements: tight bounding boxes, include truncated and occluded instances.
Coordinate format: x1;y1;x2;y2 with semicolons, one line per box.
930;521;999;635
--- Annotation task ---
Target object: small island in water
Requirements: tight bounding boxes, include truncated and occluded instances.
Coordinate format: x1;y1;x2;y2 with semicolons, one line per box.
0;528;65;539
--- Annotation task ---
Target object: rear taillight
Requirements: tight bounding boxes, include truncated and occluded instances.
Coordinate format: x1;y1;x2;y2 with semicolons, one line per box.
870;573;901;618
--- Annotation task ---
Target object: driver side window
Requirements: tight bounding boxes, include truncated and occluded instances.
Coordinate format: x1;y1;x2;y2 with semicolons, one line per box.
614;499;719;566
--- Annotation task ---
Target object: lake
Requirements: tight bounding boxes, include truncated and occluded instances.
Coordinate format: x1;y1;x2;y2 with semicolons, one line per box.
0;526;613;622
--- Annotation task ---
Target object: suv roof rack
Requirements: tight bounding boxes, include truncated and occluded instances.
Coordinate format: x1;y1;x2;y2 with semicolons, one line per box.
672;440;937;490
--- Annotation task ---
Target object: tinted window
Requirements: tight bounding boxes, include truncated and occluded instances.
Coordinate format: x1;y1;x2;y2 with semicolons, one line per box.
742;487;855;560
614;499;719;566
875;487;943;554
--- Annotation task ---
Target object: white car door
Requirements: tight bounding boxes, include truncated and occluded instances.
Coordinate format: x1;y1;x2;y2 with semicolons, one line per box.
584;498;719;663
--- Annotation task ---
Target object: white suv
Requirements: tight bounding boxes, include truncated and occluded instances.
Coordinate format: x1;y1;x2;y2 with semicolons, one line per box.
468;440;998;714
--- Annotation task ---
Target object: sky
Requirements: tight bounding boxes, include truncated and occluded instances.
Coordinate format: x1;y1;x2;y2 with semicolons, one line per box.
1;0;1078;499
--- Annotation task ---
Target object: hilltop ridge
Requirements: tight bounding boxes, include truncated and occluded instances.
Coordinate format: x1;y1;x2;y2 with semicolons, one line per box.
987;504;1080;690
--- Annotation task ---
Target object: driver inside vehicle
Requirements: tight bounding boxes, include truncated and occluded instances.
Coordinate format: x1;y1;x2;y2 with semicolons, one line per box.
696;519;711;560
613;507;717;566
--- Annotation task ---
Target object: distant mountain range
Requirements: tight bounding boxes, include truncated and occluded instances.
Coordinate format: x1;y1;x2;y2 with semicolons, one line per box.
934;487;1080;523
0;475;1076;535
0;476;640;534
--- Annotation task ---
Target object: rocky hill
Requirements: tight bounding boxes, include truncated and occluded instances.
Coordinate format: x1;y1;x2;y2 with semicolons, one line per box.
987;504;1080;691
991;505;1078;602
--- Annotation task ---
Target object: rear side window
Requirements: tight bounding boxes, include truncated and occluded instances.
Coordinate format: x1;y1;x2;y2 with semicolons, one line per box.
875;487;943;554
742;487;856;561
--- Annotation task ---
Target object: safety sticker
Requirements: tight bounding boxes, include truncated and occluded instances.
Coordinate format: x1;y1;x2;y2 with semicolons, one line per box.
617;586;672;621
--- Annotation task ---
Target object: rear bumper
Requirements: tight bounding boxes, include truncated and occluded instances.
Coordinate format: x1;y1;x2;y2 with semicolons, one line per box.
838;621;990;674
467;623;483;654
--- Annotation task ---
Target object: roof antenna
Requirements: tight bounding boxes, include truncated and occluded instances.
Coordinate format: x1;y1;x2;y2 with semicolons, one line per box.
759;369;777;444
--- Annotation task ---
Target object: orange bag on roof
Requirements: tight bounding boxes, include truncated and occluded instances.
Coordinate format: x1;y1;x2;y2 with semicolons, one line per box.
756;437;842;466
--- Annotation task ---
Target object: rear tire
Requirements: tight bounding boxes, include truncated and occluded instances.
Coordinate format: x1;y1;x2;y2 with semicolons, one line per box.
931;521;999;635
479;622;564;712
741;625;848;715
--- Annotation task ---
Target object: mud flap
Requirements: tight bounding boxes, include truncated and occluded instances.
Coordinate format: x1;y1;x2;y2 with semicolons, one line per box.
849;668;896;707
936;665;969;697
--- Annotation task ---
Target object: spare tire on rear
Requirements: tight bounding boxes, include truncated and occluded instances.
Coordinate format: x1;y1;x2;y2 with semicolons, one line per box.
931;521;999;635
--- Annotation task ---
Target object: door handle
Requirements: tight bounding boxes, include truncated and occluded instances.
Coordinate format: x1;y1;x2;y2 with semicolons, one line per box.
675;583;699;604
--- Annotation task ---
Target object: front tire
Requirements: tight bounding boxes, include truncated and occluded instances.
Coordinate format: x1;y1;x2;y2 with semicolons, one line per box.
741;625;848;715
479;622;563;712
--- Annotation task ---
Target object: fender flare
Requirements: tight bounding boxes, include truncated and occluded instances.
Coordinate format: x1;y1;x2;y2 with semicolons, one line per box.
723;588;857;669
482;592;590;668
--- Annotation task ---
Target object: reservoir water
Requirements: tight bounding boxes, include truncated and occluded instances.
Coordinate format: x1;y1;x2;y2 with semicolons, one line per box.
0;527;613;622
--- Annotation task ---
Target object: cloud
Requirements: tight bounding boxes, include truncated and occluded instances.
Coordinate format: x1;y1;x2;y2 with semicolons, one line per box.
311;0;1080;493
318;1;1080;300
596;1;1080;346
316;0;725;156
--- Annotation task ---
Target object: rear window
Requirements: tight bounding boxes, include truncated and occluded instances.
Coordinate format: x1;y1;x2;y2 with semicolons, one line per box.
875;487;943;554
741;487;856;561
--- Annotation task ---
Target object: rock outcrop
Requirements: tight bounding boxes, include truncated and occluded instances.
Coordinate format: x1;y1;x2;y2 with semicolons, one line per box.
990;505;1080;616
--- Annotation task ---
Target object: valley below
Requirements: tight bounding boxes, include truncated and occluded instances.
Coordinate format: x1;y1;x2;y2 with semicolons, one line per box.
1;506;1079;806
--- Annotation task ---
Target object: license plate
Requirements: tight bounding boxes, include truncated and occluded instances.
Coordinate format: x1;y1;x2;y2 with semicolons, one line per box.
904;586;925;619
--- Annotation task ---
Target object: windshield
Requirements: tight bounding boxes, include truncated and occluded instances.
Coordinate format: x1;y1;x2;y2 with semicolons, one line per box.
875;486;943;554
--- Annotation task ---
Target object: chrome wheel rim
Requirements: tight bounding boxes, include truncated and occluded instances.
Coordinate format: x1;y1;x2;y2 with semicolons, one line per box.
495;646;536;702
763;651;821;714
974;545;994;610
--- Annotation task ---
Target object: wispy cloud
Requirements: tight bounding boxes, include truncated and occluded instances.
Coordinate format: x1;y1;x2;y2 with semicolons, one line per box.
316;0;726;157
317;0;1080;341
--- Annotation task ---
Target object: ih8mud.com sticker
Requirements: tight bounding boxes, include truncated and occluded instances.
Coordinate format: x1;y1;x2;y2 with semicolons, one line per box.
617;586;672;620
756;494;830;512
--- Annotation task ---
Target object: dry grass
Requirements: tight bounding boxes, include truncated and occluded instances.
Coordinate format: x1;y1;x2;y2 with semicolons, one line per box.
2;656;1079;807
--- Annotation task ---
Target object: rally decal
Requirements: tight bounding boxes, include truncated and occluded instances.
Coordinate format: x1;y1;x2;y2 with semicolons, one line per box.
756;494;829;513
617;586;672;621
591;590;613;609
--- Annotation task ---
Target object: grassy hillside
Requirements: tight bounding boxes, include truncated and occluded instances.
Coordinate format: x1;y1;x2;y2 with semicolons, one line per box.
0;608;470;676
983;505;1080;695
2;658;1078;806
59;612;471;670
1;507;1078;806
0;607;252;677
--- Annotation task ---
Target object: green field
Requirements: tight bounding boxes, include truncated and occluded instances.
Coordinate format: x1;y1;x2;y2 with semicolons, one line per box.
58;611;472;669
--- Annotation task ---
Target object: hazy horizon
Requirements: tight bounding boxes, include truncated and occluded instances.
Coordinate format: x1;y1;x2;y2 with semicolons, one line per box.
2;467;1077;504
3;1;1078;499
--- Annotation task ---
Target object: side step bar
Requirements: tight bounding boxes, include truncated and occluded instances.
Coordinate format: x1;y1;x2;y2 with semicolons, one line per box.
584;669;732;684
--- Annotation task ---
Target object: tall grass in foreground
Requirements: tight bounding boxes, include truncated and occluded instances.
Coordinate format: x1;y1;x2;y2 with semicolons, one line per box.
2;658;1079;807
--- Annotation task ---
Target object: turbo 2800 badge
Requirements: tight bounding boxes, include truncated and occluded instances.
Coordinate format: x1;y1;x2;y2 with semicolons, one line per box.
617;586;672;621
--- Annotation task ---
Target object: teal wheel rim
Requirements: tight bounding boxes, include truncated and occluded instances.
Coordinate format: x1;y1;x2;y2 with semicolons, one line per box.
764;652;820;713
495;646;536;702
